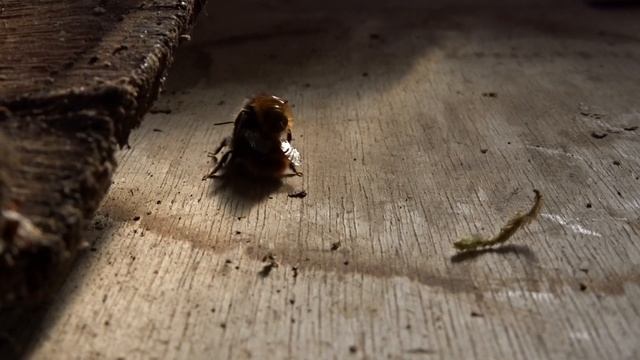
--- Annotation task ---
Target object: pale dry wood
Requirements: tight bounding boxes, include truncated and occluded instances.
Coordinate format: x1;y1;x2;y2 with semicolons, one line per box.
27;0;640;359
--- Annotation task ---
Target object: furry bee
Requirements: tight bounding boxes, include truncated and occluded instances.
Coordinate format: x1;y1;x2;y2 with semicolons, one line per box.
203;95;303;179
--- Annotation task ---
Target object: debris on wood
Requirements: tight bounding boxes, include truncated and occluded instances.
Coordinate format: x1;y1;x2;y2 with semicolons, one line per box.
262;254;273;262
590;131;607;139
482;92;497;98
213;121;234;126
453;189;543;252
579;283;588;291
330;241;341;251
288;190;307;198
581;112;603;119
258;262;277;277
578;104;605;119
258;254;278;277
623;126;638;131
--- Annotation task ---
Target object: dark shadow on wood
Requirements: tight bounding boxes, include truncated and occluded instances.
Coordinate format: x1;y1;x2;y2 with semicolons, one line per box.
587;1;640;10
450;244;537;263
0;305;51;360
0;216;117;360
206;161;294;213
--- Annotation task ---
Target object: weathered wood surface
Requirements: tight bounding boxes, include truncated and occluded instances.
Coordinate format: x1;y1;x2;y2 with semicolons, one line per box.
0;0;204;307
0;0;205;355
26;0;640;359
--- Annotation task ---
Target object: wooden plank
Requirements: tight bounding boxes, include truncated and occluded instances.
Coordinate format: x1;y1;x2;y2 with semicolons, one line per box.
1;0;205;145
23;0;640;359
0;0;206;356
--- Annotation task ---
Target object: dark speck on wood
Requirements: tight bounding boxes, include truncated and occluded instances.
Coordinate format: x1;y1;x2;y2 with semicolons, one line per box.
259;255;278;278
591;131;608;139
258;262;276;277
579;283;588;291
406;348;436;354
288;190;307;198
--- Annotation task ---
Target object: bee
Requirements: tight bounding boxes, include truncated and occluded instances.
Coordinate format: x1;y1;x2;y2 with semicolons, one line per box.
203;95;303;180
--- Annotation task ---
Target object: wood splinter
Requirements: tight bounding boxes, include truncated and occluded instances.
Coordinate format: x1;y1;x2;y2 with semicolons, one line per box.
453;189;543;252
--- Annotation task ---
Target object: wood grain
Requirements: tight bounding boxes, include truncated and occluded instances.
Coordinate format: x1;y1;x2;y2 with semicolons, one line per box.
0;0;205;356
27;0;640;358
0;0;204;310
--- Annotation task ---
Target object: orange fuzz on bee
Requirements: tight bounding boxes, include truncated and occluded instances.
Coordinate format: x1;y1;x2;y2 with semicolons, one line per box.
203;95;303;180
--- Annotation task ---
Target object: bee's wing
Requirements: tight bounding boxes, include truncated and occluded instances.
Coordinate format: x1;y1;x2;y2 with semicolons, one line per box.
232;108;251;139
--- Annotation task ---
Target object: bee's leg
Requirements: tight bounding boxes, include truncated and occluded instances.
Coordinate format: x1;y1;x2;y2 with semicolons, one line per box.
202;150;233;180
286;129;292;142
211;137;231;156
207;153;219;167
288;162;303;177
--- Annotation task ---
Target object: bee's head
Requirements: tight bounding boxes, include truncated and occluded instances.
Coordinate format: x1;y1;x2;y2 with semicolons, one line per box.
248;94;293;135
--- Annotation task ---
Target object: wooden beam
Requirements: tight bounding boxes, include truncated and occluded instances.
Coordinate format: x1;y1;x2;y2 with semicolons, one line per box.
0;0;206;308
